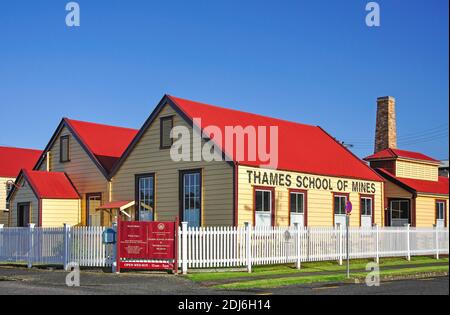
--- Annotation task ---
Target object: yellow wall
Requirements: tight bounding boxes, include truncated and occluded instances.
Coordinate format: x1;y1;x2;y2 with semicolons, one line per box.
41;199;81;227
9;177;39;226
0;177;15;226
112;104;234;226
237;165;384;227
415;195;449;227
396;159;439;181
37;126;110;225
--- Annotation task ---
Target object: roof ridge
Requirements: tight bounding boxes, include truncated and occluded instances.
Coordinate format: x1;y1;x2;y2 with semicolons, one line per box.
0;146;42;152
168;95;319;129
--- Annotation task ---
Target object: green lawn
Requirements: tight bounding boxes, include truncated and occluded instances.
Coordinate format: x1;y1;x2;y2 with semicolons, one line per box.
213;265;449;290
186;256;448;283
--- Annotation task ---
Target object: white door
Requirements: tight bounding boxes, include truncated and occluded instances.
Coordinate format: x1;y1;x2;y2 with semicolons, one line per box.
436;201;446;228
87;194;102;226
255;189;272;227
290;192;305;227
334;195;348;228
360;197;373;228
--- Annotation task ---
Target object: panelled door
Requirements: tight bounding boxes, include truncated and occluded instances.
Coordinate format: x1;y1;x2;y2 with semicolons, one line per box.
87;194;102;226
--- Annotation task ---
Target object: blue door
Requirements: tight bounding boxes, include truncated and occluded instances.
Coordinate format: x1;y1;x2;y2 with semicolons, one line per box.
182;171;201;227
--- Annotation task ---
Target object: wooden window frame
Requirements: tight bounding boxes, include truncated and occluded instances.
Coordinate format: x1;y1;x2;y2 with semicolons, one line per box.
332;192;350;226
60;135;71;163
135;173;156;222
160;116;174;149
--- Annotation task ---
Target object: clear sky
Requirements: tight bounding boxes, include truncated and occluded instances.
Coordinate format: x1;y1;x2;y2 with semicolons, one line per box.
0;0;448;160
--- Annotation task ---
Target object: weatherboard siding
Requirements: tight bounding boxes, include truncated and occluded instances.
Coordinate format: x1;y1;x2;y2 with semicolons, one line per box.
111;104;234;226
396;160;438;181
0;177;13;226
38;126;109;225
9;177;39;226
41;199;81;227
237;165;384;227
415;195;448;227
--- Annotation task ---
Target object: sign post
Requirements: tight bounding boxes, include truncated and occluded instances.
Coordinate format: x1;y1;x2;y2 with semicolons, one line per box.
345;200;353;279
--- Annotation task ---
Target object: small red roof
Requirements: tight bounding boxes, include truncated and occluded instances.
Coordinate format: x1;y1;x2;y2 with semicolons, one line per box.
364;148;440;163
65;119;139;173
168;96;383;182
21;169;80;199
97;200;134;210
377;168;449;195
0;146;42;178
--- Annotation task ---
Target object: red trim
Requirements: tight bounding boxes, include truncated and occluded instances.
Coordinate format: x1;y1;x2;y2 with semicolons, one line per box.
359;194;375;226
38;199;42;227
288;189;308;227
436;199;447;227
332;192;350;226
412;197;417;227
174;216;179;274
253;186;276;227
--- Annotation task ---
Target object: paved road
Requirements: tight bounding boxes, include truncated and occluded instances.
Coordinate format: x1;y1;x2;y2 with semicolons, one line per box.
0;266;448;295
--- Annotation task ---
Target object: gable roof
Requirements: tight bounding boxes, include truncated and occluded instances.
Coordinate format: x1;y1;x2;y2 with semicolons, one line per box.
0;146;42;178
9;169;80;200
111;95;383;182
364;148;440;164
376;168;449;196
35;118;138;177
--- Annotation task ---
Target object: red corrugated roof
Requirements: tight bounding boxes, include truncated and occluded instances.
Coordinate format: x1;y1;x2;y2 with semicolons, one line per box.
97;200;134;210
22;169;80;199
377;168;449;195
0;146;42;178
65;119;139;173
168;96;383;182
364;148;440;163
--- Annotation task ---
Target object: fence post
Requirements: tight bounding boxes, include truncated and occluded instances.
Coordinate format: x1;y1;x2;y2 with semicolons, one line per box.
111;222;118;273
406;224;411;261
182;222;188;275
434;225;440;260
375;224;380;264
245;222;252;273
63;224;71;270
28;224;35;269
294;223;301;269
337;224;343;266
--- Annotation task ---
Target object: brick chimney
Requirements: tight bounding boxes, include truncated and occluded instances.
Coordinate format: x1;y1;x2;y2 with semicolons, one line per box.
374;96;397;153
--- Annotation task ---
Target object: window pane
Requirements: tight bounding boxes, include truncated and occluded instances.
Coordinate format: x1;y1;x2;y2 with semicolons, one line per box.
290;193;297;213
161;117;173;148
263;191;271;212
256;191;263;212
334;196;346;215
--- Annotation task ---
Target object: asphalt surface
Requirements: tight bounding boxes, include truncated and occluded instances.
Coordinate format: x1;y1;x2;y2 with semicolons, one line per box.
0;266;448;295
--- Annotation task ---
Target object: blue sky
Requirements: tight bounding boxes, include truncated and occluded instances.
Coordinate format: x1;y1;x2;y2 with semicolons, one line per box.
0;0;448;159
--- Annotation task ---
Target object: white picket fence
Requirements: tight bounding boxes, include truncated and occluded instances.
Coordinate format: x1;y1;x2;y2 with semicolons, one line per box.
0;224;448;273
177;224;449;273
0;225;114;268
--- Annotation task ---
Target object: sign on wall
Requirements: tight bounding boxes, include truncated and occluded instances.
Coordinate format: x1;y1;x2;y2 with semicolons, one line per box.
117;218;178;273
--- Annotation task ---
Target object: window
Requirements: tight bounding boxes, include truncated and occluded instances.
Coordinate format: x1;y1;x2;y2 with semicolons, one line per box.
256;190;271;213
391;200;409;220
136;174;155;221
60;135;70;162
361;197;373;216
160;116;174;149
5;182;13;210
290;192;304;214
436;201;445;220
334;195;347;215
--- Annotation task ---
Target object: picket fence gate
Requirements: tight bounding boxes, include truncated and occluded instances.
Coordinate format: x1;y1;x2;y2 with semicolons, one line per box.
0;224;114;269
0;223;448;273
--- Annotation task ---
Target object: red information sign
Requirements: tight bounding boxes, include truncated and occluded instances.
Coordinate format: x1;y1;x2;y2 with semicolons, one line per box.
117;218;179;273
